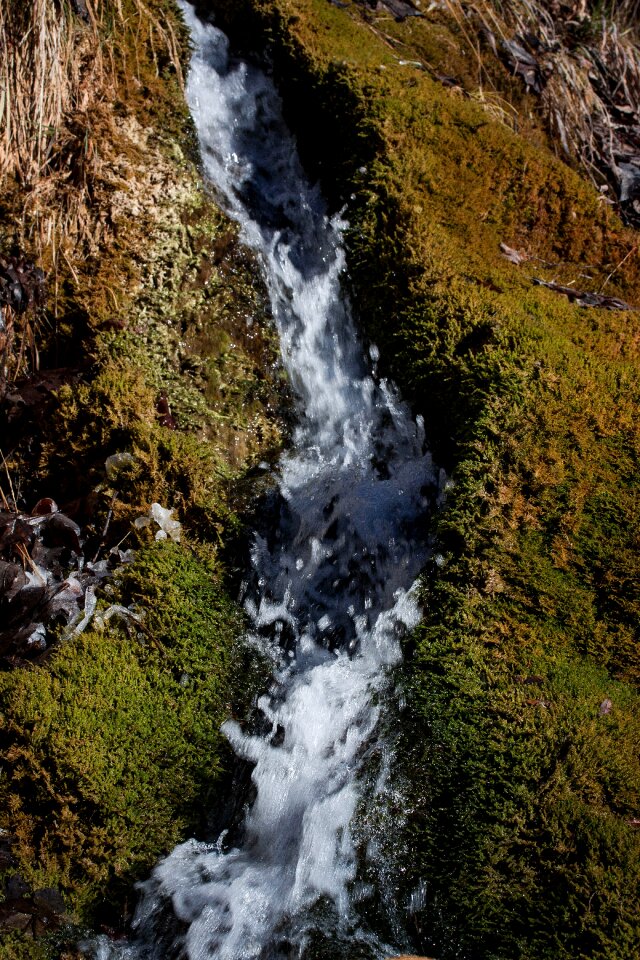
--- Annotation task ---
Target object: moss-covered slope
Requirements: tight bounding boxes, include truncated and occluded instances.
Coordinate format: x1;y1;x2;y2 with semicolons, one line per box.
2;544;247;920
197;1;640;957
1;1;283;951
2;0;639;956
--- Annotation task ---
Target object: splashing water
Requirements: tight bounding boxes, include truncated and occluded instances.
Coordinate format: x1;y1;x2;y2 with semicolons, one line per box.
97;3;441;957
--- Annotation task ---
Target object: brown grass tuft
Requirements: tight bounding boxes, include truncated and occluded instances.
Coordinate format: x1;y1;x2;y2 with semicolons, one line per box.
440;0;640;224
0;0;185;388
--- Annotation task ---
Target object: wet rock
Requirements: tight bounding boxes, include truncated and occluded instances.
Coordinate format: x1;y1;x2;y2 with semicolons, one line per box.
33;887;66;917
0;884;66;940
0;907;33;934
4;874;30;899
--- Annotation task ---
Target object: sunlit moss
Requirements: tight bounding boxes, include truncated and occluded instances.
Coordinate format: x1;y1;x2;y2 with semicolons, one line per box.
200;1;640;956
0;542;260;925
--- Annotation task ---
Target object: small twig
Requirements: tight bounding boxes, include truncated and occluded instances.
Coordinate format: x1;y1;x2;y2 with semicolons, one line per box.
112;530;132;552
16;541;46;583
0;446;17;508
91;491;117;563
598;243;638;293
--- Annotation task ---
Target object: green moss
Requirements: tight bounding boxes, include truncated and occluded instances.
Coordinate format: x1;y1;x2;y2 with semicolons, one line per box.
0;542;262;926
198;1;640;956
3;0;639;953
1;1;287;948
0;934;50;960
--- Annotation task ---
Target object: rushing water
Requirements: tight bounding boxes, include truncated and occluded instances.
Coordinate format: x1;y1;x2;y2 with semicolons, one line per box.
98;3;441;957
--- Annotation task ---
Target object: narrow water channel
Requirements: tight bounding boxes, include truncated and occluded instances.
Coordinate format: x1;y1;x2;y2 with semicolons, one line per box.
99;3;441;956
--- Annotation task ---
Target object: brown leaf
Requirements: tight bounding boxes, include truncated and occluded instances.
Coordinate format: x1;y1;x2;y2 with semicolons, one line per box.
156;392;177;429
31;498;59;516
40;514;82;553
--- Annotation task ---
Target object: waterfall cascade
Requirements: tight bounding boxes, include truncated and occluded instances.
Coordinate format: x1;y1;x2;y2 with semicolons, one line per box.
98;3;441;956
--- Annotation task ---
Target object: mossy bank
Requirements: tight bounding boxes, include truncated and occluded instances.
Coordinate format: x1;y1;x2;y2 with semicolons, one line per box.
1;0;285;952
195;1;640;958
1;1;639;958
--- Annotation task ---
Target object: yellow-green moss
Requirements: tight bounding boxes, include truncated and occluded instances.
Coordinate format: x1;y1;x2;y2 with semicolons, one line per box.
3;0;639;954
0;542;262;926
1;2;285;951
200;1;640;956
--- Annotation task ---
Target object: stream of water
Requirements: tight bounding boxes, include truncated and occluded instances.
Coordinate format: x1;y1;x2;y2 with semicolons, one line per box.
98;3;440;956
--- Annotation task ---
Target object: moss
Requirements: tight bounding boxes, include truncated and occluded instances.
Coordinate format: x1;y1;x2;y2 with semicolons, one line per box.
1;0;286;947
197;1;640;956
6;141;285;529
3;0;639;953
0;935;50;960
0;541;265;928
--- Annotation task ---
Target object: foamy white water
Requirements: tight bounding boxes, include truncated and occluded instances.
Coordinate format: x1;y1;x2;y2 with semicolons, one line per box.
96;3;440;957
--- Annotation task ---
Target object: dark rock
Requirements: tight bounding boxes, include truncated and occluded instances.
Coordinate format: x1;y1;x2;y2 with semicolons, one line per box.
0;906;33;934
33;887;66;917
5;873;30;899
40;513;82;553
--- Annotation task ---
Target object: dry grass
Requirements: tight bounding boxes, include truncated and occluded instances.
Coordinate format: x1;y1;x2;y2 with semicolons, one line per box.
440;0;640;222
0;1;103;186
0;0;184;259
0;0;185;386
0;1;183;186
